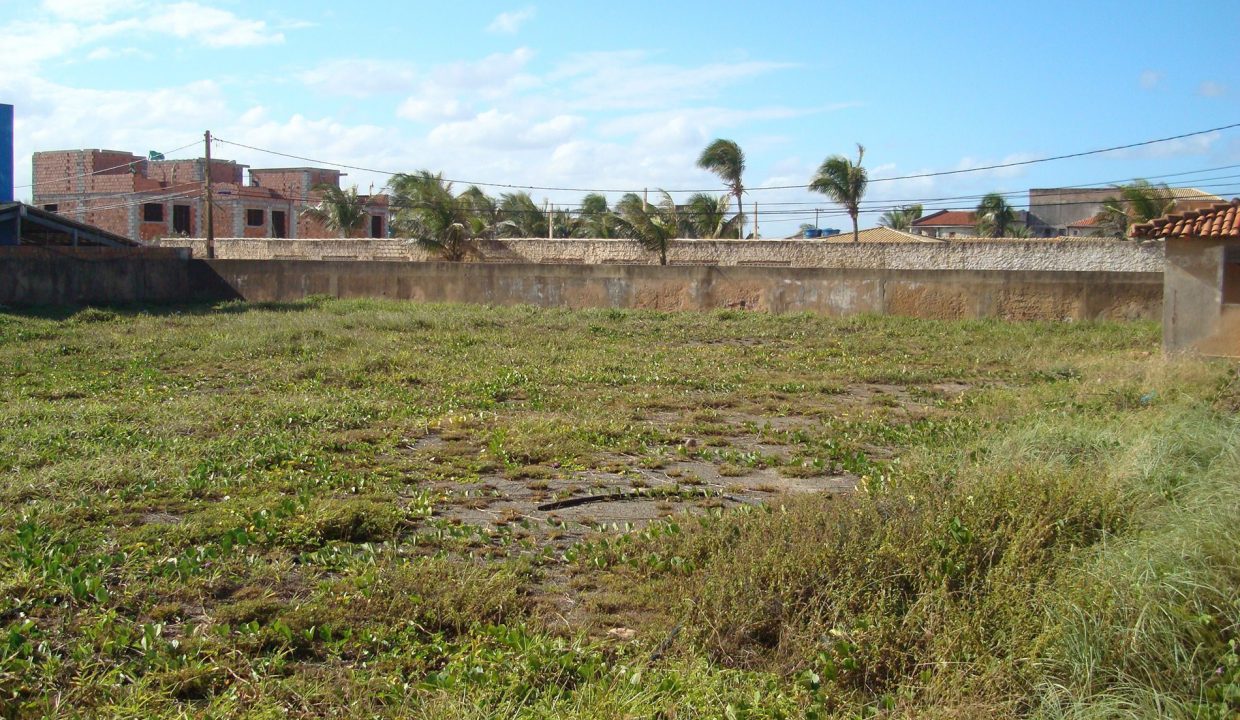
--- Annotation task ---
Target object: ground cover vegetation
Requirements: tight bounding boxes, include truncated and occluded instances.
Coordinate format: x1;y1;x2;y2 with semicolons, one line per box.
0;299;1236;718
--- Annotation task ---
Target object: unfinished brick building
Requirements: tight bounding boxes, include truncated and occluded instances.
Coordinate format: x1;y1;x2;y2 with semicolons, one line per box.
31;150;389;244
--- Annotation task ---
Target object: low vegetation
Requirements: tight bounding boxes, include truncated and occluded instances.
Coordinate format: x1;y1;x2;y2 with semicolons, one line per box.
0;299;1235;718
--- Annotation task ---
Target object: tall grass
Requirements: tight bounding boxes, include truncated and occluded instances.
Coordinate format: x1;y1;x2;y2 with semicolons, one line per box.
627;358;1240;717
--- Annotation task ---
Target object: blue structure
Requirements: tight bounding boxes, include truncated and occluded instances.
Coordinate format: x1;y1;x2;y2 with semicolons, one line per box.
0;104;12;204
0;103;14;244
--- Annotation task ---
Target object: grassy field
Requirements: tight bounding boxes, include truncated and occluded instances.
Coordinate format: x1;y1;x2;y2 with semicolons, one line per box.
0;298;1236;719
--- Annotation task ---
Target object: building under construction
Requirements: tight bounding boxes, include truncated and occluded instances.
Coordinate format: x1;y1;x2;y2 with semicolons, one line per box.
30;149;389;244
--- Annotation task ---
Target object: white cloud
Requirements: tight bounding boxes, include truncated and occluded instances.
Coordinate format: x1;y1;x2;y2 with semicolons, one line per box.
552;52;797;111
299;58;417;98
486;7;535;34
41;0;136;21
396;48;538;123
85;46;151;61
1198;81;1226;97
427;109;584;149
1139;69;1163;90
146;2;283;47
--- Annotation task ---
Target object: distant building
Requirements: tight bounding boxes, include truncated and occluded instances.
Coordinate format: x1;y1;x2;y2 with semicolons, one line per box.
910;209;1034;239
1028;187;1221;236
909;187;1223;239
31;149;389;243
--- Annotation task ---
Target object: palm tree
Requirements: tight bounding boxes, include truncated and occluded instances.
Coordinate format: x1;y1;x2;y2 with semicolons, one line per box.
697;139;745;239
388;171;483;261
614;191;680;265
809;144;868;243
497;191;547;238
458;185;500;240
975;193;1017;237
1094;180;1176;238
576;193;618;238
683;192;736;239
301;184;369;238
878;204;923;231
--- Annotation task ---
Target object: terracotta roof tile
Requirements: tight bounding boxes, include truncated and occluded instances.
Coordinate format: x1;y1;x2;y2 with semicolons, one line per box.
1132;198;1240;239
821;227;944;243
1067;215;1101;228
911;210;975;227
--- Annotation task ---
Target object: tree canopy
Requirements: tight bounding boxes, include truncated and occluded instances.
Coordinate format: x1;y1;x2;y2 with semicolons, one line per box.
809;144;868;243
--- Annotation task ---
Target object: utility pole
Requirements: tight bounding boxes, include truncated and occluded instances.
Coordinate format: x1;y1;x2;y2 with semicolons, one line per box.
545;198;552;240
753;201;758;239
204;130;214;259
815;208;819;229
643;187;648;209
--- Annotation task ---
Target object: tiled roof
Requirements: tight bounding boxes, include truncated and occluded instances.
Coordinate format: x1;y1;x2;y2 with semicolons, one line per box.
1132;198;1240;239
1169;187;1223;201
911;209;975;227
1067;215;1101;228
821;227;943;243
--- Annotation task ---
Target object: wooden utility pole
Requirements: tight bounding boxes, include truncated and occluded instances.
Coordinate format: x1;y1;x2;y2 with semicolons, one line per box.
545;199;552;240
204;130;214;259
753;201;758;239
815;208;819;229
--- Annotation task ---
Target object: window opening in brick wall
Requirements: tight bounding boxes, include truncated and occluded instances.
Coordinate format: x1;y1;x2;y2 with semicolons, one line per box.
143;203;164;222
370;215;384;238
43;204;58;212
246;209;265;227
172;205;191;235
272;210;287;238
1224;245;1240;305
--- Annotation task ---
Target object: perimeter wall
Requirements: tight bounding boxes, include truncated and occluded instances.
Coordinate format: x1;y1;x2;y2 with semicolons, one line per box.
151;236;1165;272
204;259;1161;321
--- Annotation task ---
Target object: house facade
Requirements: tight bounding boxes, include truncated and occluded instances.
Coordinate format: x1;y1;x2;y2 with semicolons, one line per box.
31;149;389;244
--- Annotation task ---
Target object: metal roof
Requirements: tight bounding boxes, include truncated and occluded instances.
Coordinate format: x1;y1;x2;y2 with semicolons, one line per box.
0;202;141;247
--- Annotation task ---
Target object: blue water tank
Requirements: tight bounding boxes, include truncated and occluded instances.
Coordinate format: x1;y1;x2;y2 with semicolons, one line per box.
0;104;12;204
821;228;841;236
803;228;822;238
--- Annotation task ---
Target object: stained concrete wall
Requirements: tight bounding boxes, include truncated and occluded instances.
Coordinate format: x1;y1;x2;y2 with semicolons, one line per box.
0;246;229;306
152;236;1165;273
0;248;1162;322
1163;238;1240;356
204;259;1162;321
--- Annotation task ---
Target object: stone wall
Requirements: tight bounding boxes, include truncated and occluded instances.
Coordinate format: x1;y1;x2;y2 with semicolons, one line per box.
151;236;1165;273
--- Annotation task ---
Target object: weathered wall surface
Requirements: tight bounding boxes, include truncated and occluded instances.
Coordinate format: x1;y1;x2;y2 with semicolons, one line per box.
204;259;1162;321
152;236;1165;272
1163;238;1240;356
0;246;232;306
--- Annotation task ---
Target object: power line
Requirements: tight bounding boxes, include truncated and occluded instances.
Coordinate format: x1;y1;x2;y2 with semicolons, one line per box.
215;121;1240;195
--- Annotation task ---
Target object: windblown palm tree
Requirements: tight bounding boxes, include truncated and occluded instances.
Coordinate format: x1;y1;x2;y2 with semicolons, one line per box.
1094;180;1176;238
614;191;680;265
878;204;923;231
575;193;618;238
497;191;547;238
458;185;500;240
697;139;745;239
683;192;736;239
301;184;369;238
975;193;1017;237
809;144;868;243
388;171;484;261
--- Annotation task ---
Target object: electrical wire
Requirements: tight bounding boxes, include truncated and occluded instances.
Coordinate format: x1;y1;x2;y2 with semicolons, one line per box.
214;121;1240;194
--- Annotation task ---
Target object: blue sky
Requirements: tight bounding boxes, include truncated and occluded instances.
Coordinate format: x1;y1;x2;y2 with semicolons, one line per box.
2;0;1238;235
